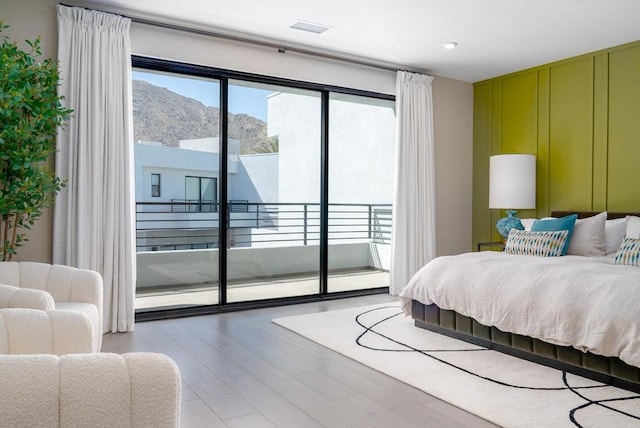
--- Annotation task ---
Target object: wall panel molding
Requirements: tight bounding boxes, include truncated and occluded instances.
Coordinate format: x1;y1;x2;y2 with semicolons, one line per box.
473;40;640;244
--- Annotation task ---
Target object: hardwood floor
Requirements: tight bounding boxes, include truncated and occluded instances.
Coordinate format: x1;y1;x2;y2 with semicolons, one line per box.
102;294;498;428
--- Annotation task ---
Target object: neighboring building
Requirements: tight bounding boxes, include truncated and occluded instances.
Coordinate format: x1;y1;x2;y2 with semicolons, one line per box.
134;92;395;254
135;137;240;209
268;92;396;205
135;138;275;250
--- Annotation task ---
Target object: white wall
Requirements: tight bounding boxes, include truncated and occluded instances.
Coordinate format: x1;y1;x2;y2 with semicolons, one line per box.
328;96;396;204
135;144;278;206
269;92;396;206
135;144;220;204
134;138;244;204
268;93;322;203
137;242;376;288
129;23;397;96
229;154;279;203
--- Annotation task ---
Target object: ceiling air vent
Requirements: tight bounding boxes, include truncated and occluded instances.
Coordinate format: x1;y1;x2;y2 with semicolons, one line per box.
289;20;331;34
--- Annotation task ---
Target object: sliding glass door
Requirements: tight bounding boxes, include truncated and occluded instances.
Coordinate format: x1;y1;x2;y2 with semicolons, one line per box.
131;57;395;314
132;69;221;311
327;93;396;292
226;80;322;302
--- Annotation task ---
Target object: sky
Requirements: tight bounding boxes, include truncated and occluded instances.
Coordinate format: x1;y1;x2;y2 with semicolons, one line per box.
132;70;272;122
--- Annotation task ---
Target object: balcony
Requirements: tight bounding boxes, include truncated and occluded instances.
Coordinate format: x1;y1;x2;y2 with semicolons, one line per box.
135;201;392;310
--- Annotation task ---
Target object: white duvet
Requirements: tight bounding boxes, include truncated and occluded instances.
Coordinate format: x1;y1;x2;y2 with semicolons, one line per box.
399;251;640;368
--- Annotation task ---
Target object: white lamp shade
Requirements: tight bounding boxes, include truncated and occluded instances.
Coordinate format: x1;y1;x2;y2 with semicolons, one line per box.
489;154;536;209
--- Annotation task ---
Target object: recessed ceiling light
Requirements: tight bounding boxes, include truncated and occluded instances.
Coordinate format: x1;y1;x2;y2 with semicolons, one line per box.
444;42;458;50
289;20;332;34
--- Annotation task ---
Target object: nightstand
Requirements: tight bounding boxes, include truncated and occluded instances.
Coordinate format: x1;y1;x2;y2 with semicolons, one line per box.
476;241;505;252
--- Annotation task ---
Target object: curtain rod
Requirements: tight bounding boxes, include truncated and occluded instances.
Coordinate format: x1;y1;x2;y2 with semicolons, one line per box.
59;3;411;74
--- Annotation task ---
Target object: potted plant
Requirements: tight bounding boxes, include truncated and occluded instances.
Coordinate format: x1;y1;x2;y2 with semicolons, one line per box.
0;22;72;261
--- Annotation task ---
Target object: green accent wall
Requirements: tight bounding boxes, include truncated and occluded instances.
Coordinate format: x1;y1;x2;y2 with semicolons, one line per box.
473;40;640;247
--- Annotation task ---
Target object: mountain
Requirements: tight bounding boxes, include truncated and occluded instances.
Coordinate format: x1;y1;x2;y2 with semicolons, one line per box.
132;80;276;154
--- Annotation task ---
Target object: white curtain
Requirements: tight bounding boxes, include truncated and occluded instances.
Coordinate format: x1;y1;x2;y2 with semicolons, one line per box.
390;71;436;295
55;5;136;333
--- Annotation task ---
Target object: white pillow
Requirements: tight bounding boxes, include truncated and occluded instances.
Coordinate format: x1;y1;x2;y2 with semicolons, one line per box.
605;217;627;255
567;211;606;257
625;216;640;239
520;218;536;232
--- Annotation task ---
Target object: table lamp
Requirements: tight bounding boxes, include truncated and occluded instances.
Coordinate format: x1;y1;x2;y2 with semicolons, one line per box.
489;154;536;240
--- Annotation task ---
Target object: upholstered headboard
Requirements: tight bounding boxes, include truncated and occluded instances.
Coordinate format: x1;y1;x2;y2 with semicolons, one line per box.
551;211;639;220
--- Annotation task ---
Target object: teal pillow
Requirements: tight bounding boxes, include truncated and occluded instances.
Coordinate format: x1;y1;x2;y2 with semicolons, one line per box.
531;214;578;256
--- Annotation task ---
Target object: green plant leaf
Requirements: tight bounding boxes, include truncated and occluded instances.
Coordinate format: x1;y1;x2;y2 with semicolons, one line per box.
0;23;72;260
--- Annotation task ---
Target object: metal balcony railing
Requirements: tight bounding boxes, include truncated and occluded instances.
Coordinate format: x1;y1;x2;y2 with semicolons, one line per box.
135;201;392;252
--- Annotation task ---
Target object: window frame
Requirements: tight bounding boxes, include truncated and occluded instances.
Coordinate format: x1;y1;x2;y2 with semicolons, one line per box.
185;175;218;212
151;173;161;197
132;55;395;320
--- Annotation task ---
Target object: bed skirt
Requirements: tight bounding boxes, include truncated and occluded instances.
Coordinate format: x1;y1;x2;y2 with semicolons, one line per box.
411;299;640;393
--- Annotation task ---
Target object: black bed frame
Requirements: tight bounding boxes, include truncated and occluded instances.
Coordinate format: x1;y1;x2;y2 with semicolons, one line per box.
411;211;640;393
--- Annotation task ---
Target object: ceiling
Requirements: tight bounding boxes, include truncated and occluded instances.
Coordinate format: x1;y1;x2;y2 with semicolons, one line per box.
86;0;640;82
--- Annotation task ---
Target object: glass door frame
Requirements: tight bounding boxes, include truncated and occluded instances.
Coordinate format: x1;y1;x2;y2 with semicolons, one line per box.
132;55;393;320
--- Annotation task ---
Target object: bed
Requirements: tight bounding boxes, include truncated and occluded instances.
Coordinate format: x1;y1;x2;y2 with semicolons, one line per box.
399;211;640;392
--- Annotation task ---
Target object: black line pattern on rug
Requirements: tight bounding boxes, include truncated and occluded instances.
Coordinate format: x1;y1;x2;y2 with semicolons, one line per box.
355;306;595;390
562;372;640;428
354;305;640;427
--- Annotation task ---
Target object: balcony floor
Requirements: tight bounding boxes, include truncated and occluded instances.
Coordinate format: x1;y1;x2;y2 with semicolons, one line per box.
135;268;389;311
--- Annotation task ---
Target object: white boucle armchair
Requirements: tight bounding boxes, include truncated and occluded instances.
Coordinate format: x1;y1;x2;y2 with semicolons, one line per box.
0;308;94;355
0;352;181;428
0;261;103;351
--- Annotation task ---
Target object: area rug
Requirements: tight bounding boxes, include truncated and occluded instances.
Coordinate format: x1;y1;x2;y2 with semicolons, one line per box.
272;303;640;428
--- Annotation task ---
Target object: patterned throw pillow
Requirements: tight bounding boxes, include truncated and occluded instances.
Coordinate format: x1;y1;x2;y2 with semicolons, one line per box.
505;229;569;257
611;237;640;267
